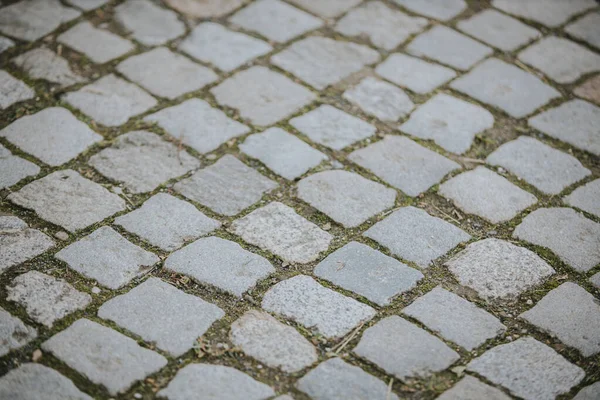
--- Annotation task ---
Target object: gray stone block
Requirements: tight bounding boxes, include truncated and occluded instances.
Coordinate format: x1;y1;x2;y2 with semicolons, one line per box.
0;37;14;53
575;74;600;105
566;12;600;50
288;0;361;18
492;0;596;27
0;144;39;189
0;216;54;273
66;0;109;10
12;47;86;87
394;0;466;20
115;0;185;46
437;376;511;400
574;382;600;400
343;77;414;122
0;70;34;109
565;179;600;218
58;21;134;64
0;307;37;357
591;272;600;289
376;53;456;94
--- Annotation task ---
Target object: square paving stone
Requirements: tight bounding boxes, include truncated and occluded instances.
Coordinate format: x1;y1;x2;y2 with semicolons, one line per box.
407;26;492;71
375;53;456;95
566;12;600;50
262;275;376;338
297;358;399;400
528;99;600;156
297;170;396;228
450;58;561;118
288;0;362;18
179;22;272;72
240;128;327;180
66;0;109;10
0;107;102;166
0;216;54;274
343;77;414;122
400;93;494;154
58;21;134;64
349;135;460;197
365;206;470;267
0;0;80;42
7;271;91;328
12;48;86;88
0;37;14;53
115;0;185;46
174;155;277;216
467;337;585;400
63;74;157;127
164;0;244;18
0;144;40;189
487;136;591;195
230;310;318;372
513;207;600;273
394;0;466;21
98;277;224;357
575;75;600;105
89;131;200;193
521;282;600;357
115;193;220;251
437;376;511;400
492;0;596;27
158;364;274;400
457;9;541;51
0;307;37;357
42;319;167;395
211;66;315;126
518;37;600;84
117;47;217;99
165;236;274;297
0;70;34;109
289;104;376;150
445;238;555;300
574;382;600;400
271;37;380;90
55;226;159;289
353;316;459;380
403;287;506;350
7;170;125;232
230;202;332;263
229;0;323;43
564;179;600;218
0;363;92;400
314;241;423;306
145;98;250;154
335;2;428;50
439;167;537;223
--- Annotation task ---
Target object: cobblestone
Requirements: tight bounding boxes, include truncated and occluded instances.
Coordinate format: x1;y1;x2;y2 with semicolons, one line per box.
492;0;596;27
575;74;600;105
0;216;54;274
288;0;361;18
394;0;466;21
115;0;185;46
66;0;108;10
12;47;86;87
574;382;600;400
437;376;511;400
566;12;600;50
564;179;600;217
343;77;414;122
0;144;39;189
58;21;134;64
0;70;34;109
0;307;37;357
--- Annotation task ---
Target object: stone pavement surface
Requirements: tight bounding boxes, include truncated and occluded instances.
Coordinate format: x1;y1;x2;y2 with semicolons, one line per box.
0;0;599;399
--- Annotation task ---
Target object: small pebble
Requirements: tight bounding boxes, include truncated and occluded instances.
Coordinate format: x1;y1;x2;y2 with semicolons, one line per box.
32;349;42;362
111;186;123;195
134;393;142;399
91;286;101;294
526;299;533;305
206;154;217;160
54;231;69;241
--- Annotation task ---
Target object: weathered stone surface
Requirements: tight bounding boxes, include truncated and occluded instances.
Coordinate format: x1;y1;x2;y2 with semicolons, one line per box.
376;53;456;94
58;21;134;64
179;22;272;72
0;70;34;109
566;12;600;50
492;0;596;27
8;170;125;232
487;136;590;195
349;135;460;196
297;358;399;400
240;128;327;180
89;131;199;193
565;179;600;218
158;364;274;400
65;0;109;10
574;382;600;400
290;104;376;150
514;207;600;272
165;236;274;297
365;206;470;267
445;238;555;300
115;0;185;46
439;167;537;223
42;319;167;395
0;363;92;400
230;0;322;43
394;0;466;20
145;98;249;154
115;193;220;251
288;0;361;18
0;0;80;42
230;202;332;263
262;275;376;338
528;99;600;156
12;48;85;87
451;58;561;118
117;47;217;99
403;287;505;350
7;271;91;328
211;66;315;125
591;273;600;289
400;93;494;154
521;282;600;356
0;37;14;53
335;2;427;50
0;307;37;357
0;216;54;273
407;26;492;71
98;277;224;357
437;376;511;400
314;241;423;306
271;37;380;90
354;316;459;379
575;75;600;105
467;337;585;400
1;107;102;166
343;77;414;122
230;310;317;372
0;144;40;189
56;226;159;289
297;170;396;227
457;9;540;51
